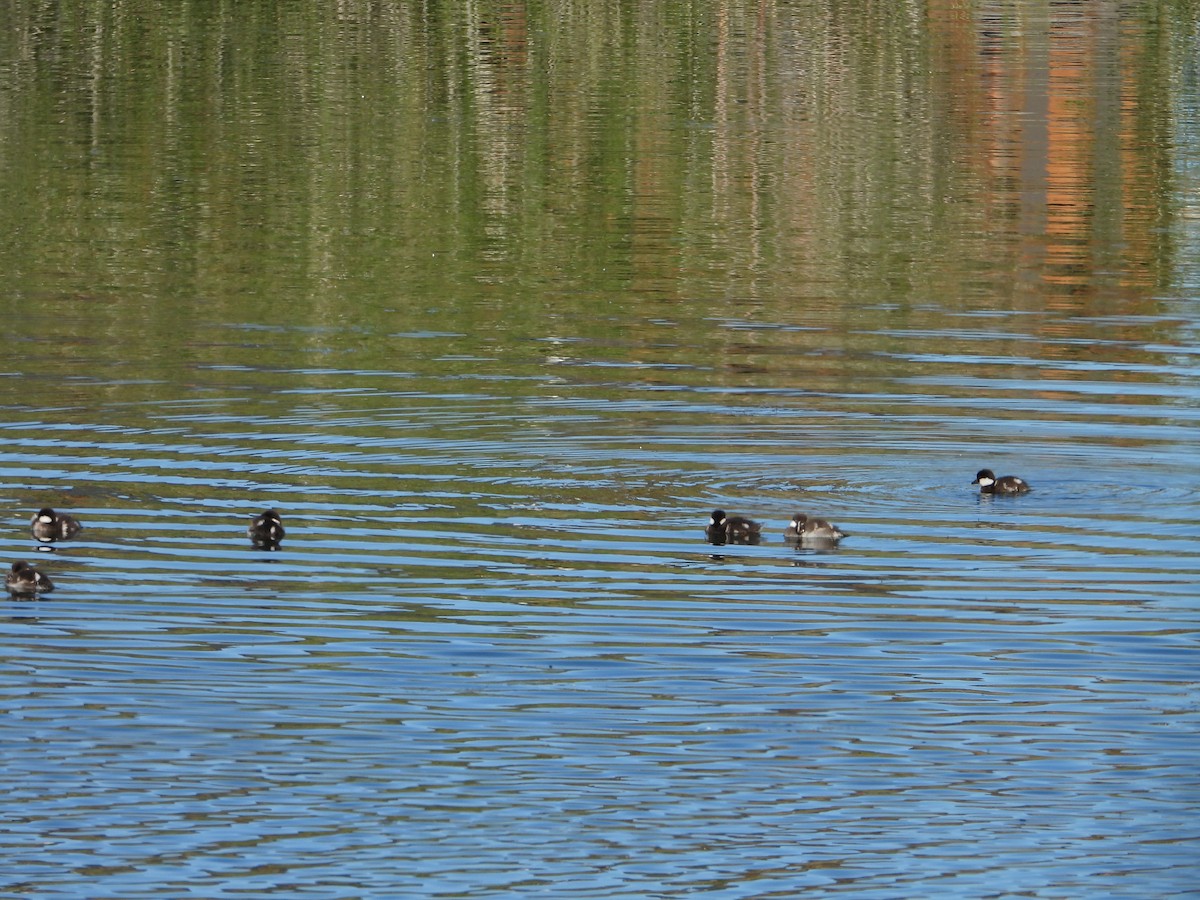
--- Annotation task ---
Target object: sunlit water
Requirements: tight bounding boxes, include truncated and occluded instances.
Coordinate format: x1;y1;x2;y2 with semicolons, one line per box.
3;2;1200;897
4;307;1198;897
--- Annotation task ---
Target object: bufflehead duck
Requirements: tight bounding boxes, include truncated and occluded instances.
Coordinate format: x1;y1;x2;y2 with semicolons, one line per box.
705;509;762;545
972;468;1030;495
784;512;847;542
248;509;285;547
30;508;83;542
6;561;54;594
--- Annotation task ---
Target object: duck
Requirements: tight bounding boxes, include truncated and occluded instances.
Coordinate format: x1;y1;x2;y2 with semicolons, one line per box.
972;468;1030;495
705;509;762;545
30;507;83;542
6;561;54;594
248;509;285;547
784;512;847;542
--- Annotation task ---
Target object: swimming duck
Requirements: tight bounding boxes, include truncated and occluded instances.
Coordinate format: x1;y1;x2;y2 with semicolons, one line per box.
6;561;54;594
30;508;83;542
248;509;285;547
972;468;1030;495
705;509;762;545
784;512;847;542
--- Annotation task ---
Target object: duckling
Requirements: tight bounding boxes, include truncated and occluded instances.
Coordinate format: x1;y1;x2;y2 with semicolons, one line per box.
30;507;83;542
705;509;762;545
784;512;847;542
6;561;54;594
248;509;285;547
972;468;1030;495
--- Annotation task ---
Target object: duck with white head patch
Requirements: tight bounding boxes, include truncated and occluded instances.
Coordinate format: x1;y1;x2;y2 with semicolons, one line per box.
972;468;1030;495
784;512;847;543
248;509;286;548
705;509;762;545
30;508;83;542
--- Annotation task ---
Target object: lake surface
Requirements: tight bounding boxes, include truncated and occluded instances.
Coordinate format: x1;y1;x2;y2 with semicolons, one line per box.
2;2;1199;897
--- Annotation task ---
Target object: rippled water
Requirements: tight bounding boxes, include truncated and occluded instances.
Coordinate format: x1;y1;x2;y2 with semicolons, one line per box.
4;1;1200;897
4;306;1199;897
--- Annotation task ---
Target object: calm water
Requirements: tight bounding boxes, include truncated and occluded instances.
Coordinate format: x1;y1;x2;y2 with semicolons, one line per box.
2;2;1199;897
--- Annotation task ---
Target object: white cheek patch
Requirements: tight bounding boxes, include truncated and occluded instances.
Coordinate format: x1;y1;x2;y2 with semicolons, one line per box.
978;477;994;487
38;514;54;523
